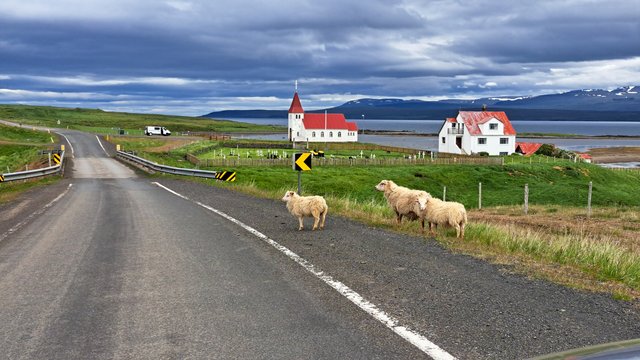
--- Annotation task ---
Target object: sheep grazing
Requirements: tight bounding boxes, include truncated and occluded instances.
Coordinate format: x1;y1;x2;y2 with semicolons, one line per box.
281;191;328;231
375;180;429;227
413;192;467;238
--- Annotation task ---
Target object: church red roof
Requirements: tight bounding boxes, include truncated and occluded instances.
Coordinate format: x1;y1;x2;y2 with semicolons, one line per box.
288;92;304;113
458;111;516;136
303;113;358;131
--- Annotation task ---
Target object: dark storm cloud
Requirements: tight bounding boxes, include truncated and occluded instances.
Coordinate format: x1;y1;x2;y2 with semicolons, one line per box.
0;0;638;115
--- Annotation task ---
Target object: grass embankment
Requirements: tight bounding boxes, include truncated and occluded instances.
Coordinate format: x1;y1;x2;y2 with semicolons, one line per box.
113;136;640;300
0;104;284;135
0;124;60;204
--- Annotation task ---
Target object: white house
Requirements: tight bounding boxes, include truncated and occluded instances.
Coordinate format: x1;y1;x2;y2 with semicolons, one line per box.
438;111;516;156
288;91;358;143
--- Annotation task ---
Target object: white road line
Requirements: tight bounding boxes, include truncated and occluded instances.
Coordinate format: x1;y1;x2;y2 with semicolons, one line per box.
57;133;75;158
95;135;109;156
152;181;456;360
0;184;73;244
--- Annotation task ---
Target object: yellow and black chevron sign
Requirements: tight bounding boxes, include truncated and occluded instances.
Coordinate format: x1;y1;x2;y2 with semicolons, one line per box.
0;174;4;182
53;153;62;165
215;171;236;182
293;152;312;171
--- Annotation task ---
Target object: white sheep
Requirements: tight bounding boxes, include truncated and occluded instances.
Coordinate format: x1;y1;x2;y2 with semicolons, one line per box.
375;180;429;227
413;192;467;238
281;191;328;231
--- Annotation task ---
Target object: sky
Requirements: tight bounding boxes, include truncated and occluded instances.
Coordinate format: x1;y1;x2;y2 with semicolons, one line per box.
0;0;639;116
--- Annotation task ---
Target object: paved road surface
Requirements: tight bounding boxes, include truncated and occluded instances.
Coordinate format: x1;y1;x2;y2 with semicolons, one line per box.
0;129;638;359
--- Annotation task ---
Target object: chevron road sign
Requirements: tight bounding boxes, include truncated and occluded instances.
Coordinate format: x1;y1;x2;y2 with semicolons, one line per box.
293;152;312;171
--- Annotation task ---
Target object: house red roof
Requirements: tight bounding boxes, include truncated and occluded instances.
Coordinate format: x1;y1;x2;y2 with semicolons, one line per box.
578;153;592;160
303;113;358;131
288;92;304;113
446;117;456;123
458;111;516;136
516;142;542;156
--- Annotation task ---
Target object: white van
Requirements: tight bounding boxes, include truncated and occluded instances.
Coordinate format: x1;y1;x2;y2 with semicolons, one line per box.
144;126;171;136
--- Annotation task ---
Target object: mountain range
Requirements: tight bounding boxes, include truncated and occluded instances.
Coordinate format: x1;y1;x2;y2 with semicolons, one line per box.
204;86;640;121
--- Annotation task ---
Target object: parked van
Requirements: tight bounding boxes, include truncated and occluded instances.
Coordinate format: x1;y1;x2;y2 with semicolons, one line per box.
144;126;171;136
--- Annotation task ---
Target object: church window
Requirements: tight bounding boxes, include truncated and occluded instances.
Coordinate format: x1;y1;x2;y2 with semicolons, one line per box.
320;132;324;137
329;131;333;137
338;132;341;137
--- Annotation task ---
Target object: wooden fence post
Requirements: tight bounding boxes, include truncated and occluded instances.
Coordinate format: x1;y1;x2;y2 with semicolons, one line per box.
524;183;529;215
587;181;593;219
443;186;446;201
478;182;482;210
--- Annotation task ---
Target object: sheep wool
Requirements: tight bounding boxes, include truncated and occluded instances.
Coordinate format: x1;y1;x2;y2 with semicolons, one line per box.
281;191;328;231
375;180;429;225
413;193;467;238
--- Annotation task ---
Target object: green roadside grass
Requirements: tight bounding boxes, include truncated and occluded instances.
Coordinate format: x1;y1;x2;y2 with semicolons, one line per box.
0;124;61;203
0;104;284;134
114;137;640;300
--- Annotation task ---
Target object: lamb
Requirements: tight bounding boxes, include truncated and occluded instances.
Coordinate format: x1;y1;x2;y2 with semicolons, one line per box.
281;191;328;231
375;180;429;227
413;192;467;238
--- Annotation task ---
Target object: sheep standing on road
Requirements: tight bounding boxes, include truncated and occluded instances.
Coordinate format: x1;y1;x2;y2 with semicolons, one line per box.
375;180;429;227
413;192;467;238
281;191;328;231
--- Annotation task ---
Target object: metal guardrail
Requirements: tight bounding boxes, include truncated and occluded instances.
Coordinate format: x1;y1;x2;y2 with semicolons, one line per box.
0;151;65;182
116;150;218;179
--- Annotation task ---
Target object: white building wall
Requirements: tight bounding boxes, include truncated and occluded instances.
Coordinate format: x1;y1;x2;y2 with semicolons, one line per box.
468;135;516;155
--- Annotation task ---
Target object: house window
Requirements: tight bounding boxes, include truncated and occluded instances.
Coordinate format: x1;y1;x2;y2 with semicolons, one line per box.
442;137;446;144
312;131;316;137
500;138;509;144
478;138;487;145
320;132;324;137
451;123;456;128
500;152;508;156
338;132;341;137
490;123;498;130
296;132;300;137
329;131;333;137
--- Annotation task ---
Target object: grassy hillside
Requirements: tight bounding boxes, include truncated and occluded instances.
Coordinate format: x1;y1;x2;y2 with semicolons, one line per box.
0;104;284;134
0;124;54;173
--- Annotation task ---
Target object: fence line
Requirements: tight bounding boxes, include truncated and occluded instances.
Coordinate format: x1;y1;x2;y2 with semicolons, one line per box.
184;154;504;167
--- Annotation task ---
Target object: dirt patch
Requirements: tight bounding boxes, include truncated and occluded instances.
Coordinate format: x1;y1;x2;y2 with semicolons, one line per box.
589;147;640;164
145;139;196;153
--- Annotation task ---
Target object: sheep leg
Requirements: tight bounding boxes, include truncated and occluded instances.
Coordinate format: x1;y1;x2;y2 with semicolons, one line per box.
396;212;403;225
454;223;461;238
420;218;425;233
312;209;320;230
429;222;437;236
460;222;465;239
320;208;327;230
298;216;304;231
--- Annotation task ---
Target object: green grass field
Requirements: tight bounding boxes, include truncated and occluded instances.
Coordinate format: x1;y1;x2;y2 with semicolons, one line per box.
0;104;284;134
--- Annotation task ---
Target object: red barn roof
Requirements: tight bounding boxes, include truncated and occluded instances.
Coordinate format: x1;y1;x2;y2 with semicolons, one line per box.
516;142;542;156
458;111;516;136
303;113;358;131
288;92;304;113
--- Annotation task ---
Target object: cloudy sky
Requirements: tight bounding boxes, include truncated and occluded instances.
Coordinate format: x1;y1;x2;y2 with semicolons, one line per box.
1;0;639;115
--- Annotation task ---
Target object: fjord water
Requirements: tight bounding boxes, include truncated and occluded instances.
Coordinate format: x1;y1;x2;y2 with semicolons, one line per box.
226;117;640;152
221;117;640;136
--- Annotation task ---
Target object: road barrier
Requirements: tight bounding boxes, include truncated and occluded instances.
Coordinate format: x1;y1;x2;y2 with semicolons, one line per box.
116;150;218;179
0;151;66;183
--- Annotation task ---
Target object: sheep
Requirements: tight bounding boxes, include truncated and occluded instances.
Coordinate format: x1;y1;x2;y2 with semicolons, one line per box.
375;180;429;227
413;192;467;238
281;191;328;231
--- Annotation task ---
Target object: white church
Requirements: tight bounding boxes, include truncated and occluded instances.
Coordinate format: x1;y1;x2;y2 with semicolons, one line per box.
287;91;358;143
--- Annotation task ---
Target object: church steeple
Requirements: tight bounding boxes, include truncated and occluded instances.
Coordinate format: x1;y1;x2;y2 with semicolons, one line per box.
288;92;304;113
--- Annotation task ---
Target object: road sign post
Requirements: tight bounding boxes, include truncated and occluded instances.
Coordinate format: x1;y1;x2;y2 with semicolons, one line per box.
293;152;312;194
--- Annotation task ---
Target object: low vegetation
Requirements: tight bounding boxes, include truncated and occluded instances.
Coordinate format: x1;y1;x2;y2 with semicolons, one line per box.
0;105;283;134
0;124;61;203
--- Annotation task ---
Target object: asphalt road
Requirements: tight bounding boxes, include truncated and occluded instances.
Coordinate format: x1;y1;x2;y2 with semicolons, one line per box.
0;129;638;359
